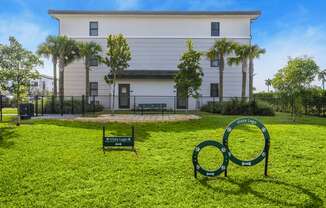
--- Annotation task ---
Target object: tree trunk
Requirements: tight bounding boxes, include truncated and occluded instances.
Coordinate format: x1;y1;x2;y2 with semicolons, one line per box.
111;73;116;115
241;59;248;99
16;88;20;126
219;55;224;102
59;60;64;97
85;62;90;102
249;58;254;98
52;57;57;97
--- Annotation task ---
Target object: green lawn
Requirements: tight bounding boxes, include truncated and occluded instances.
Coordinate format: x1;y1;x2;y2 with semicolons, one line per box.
1;107;17;114
0;113;325;207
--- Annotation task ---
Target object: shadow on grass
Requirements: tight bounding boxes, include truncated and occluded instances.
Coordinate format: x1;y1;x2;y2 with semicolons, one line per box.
0;126;16;149
199;177;323;207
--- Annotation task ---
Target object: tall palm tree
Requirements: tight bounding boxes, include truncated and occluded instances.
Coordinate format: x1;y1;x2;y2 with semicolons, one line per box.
248;45;266;98
318;69;326;90
207;38;234;102
77;41;102;98
228;44;251;98
265;78;272;92
57;36;79;97
37;36;60;96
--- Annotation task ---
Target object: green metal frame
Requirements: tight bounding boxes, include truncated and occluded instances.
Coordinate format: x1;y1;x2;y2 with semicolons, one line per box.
192;140;229;178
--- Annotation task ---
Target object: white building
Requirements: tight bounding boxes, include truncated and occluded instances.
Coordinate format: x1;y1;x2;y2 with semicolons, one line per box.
29;74;54;96
49;10;260;110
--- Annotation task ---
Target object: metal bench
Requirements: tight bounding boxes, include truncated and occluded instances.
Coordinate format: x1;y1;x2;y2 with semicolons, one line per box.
137;103;167;115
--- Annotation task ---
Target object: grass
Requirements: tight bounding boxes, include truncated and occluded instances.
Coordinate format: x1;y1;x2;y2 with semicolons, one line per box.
1;107;17;114
0;113;325;207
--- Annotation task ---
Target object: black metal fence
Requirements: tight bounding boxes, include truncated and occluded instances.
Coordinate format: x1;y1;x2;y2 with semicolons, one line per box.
0;94;325;120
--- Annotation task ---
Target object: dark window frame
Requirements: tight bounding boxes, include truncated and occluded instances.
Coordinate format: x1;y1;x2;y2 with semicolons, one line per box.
89;56;98;67
90;82;98;96
89;21;98;36
210;57;220;67
211;22;220;36
210;83;219;97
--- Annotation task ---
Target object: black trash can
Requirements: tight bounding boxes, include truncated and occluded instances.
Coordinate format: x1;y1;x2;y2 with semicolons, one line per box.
19;103;34;119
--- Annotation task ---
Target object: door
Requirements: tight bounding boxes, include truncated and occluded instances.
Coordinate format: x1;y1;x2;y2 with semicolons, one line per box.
176;88;188;109
119;84;130;109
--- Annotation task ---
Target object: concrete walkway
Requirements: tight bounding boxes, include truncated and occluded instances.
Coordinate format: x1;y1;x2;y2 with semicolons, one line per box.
32;114;200;123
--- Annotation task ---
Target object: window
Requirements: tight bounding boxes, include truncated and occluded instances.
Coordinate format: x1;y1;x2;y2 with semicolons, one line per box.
89;21;98;36
89;56;98;67
90;82;98;96
211;22;220;36
210;83;219;97
32;81;38;87
210;57;220;67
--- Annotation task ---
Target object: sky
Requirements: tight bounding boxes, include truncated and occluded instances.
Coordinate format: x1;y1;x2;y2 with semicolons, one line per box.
0;0;325;91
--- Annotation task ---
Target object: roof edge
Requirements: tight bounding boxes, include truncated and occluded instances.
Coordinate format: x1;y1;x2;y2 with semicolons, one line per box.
48;10;261;17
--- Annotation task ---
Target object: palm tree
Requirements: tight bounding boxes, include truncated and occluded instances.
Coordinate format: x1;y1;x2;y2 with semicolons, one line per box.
248;45;266;98
37;36;60;96
77;41;102;98
57;36;79;97
318;69;326;90
265;78;272;92
228;44;251;98
207;38;234;102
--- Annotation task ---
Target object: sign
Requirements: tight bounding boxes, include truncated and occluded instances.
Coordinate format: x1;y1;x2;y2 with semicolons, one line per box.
102;126;135;152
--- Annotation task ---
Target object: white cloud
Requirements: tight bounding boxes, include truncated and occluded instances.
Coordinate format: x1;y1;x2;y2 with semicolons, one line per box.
254;25;326;91
0;13;53;76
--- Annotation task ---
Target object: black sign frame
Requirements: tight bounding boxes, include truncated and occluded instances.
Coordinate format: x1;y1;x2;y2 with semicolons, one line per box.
102;126;135;153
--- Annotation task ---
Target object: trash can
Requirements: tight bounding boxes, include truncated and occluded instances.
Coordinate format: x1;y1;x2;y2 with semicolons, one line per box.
19;103;34;119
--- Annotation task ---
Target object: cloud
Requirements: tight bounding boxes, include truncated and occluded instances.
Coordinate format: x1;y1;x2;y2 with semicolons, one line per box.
0;12;53;75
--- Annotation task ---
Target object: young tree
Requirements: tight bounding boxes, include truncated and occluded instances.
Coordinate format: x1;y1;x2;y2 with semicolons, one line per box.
265;78;272;92
100;34;131;113
57;36;79;97
174;40;203;98
0;37;42;125
207;38;234;102
77;41;102;98
248;45;266;98
272;56;319;120
37;36;60;96
318;69;326;90
228;44;251;98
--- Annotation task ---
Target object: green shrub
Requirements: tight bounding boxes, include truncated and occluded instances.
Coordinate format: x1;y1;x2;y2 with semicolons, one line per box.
201;98;275;116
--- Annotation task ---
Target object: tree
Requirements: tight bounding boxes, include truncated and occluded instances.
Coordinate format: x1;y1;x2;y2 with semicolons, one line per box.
265;78;272;92
57;36;79;97
77;41;102;98
174;39;203;98
248;45;266;98
37;36;60;96
0;37;42;125
318;69;326;90
228;44;251;98
207;38;234;102
272;56;319;120
100;34;131;113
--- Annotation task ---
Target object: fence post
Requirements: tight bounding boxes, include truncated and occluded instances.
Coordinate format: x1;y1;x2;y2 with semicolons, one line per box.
82;95;85;116
41;96;44;116
0;94;2;122
51;95;55;114
71;96;74;114
35;95;39;117
60;96;63;116
133;96;136;113
174;95;176;114
93;96;95;114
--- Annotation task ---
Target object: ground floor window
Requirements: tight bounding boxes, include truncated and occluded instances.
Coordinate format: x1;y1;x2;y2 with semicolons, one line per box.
210;83;219;97
90;82;98;96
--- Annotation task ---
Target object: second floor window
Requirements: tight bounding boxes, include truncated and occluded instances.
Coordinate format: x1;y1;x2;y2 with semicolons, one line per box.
210;57;220;67
210;83;219;97
89;21;98;36
90;82;98;96
211;22;220;36
89;56;98;67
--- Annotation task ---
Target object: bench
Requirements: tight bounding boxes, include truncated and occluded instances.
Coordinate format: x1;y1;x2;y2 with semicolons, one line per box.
102;126;135;152
137;103;167;115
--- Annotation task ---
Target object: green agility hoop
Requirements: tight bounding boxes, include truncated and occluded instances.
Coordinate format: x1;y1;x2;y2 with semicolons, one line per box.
192;140;229;178
222;118;270;173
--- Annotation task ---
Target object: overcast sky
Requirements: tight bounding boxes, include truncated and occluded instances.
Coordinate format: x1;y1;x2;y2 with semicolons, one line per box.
0;0;325;91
